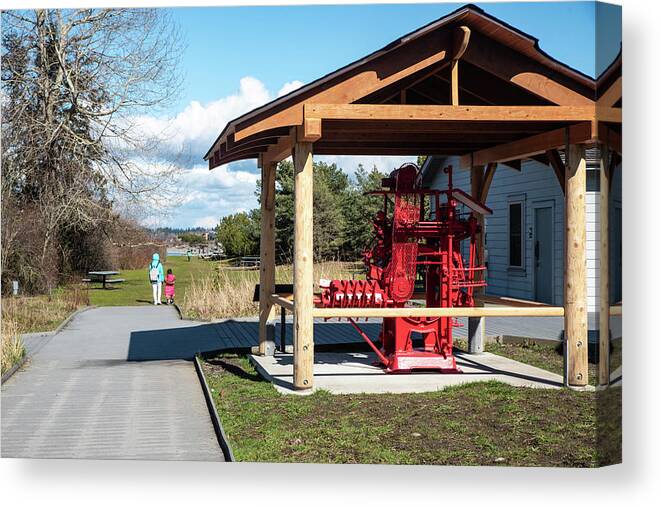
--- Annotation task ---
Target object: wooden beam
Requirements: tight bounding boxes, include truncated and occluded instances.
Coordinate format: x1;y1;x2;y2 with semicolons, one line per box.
260;134;294;167
298;117;322;142
366;60;453;105
216;149;262;166
270;294;295;312
460;122;593;168
432;73;496;105
232;25;468;142
546;149;566;194
479;162;497;203
450;59;459;106
222;136;280;156
475;294;554;307
599;145;610;385
597;76;622;107
305;104;605;123
323;119;558;134
564;144;588;387
293;135;314;390
449;24;471;107
258;161;277;355
463;30;594;106
312;305;565;319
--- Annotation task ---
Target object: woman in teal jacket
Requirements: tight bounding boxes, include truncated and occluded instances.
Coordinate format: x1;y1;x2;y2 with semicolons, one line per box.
148;252;165;305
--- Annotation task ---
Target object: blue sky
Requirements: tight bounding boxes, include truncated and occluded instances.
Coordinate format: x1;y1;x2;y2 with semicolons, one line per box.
143;2;621;228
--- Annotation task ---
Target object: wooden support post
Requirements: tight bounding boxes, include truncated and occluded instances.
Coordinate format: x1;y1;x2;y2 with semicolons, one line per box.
258;160;277;356
468;165;486;354
450;59;459;106
293;137;314;390
599;145;610;385
564;144;588;387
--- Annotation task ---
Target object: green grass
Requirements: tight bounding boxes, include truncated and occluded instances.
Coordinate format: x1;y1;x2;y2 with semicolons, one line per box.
202;354;618;467
455;339;600;386
87;255;219;307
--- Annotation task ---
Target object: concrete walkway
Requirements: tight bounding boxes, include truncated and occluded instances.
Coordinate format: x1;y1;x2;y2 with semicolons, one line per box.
250;350;566;395
1;306;224;461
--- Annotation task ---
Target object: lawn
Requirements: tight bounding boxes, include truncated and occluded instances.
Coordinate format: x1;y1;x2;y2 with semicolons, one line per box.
202;353;621;467
87;255;218;307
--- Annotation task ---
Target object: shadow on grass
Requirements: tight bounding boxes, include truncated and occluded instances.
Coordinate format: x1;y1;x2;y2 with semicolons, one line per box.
205;357;264;382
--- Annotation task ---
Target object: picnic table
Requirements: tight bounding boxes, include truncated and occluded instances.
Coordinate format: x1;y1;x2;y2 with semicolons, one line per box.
239;256;260;269
84;271;124;289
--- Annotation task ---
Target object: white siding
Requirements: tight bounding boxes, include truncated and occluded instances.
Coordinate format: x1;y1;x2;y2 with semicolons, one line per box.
427;157;604;316
586;191;600;312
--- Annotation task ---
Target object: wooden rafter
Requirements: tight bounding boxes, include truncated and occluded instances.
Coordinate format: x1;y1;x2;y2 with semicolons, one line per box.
597;76;621;107
462;30;594;106
259;132;295;166
232;25;470;142
432;73;496;105
479;162;497;203
546;148;566;193
459;122;593;168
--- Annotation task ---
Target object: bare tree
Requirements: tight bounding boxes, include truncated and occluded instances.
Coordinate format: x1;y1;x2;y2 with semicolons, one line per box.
1;8;184;292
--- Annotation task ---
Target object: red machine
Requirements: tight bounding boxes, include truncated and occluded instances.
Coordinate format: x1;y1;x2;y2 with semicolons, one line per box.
316;163;492;373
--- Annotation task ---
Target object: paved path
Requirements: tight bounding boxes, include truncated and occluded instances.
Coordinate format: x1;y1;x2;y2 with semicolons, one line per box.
2;306;224;461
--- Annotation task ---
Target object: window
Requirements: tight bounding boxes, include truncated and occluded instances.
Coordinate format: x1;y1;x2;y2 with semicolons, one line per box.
509;201;524;268
586;168;600;192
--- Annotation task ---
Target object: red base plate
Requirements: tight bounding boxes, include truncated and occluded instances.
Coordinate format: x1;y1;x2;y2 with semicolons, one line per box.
384;350;461;373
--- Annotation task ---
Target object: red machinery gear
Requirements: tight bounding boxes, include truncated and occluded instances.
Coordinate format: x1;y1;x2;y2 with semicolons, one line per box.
316;163;492;373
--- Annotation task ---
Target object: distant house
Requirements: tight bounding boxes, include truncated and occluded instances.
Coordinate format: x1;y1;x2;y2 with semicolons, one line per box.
420;150;622;337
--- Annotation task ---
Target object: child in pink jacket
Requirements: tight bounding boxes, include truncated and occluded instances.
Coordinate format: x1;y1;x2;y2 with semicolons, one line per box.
164;268;176;305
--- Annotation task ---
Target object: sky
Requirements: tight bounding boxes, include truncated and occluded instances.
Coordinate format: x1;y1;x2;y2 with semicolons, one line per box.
138;1;621;229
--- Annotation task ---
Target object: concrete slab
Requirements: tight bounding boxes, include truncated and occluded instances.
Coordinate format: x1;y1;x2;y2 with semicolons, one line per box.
249;350;567;395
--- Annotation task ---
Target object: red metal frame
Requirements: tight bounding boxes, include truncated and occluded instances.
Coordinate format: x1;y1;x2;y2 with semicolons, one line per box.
316;163;492;373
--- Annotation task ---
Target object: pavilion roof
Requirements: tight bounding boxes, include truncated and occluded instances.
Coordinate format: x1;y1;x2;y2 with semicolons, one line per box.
205;4;620;169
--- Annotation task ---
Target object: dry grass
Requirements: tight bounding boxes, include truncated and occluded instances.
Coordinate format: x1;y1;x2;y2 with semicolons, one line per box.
1;284;90;334
1;284;89;374
181;261;359;320
1;318;25;375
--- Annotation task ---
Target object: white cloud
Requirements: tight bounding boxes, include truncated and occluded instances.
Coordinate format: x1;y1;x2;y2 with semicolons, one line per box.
277;80;304;97
139;161;260;229
193;216;222;229
131;76;273;166
125;77;426;228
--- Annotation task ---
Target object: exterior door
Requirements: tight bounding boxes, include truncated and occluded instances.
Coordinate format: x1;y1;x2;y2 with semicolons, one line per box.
534;206;554;304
